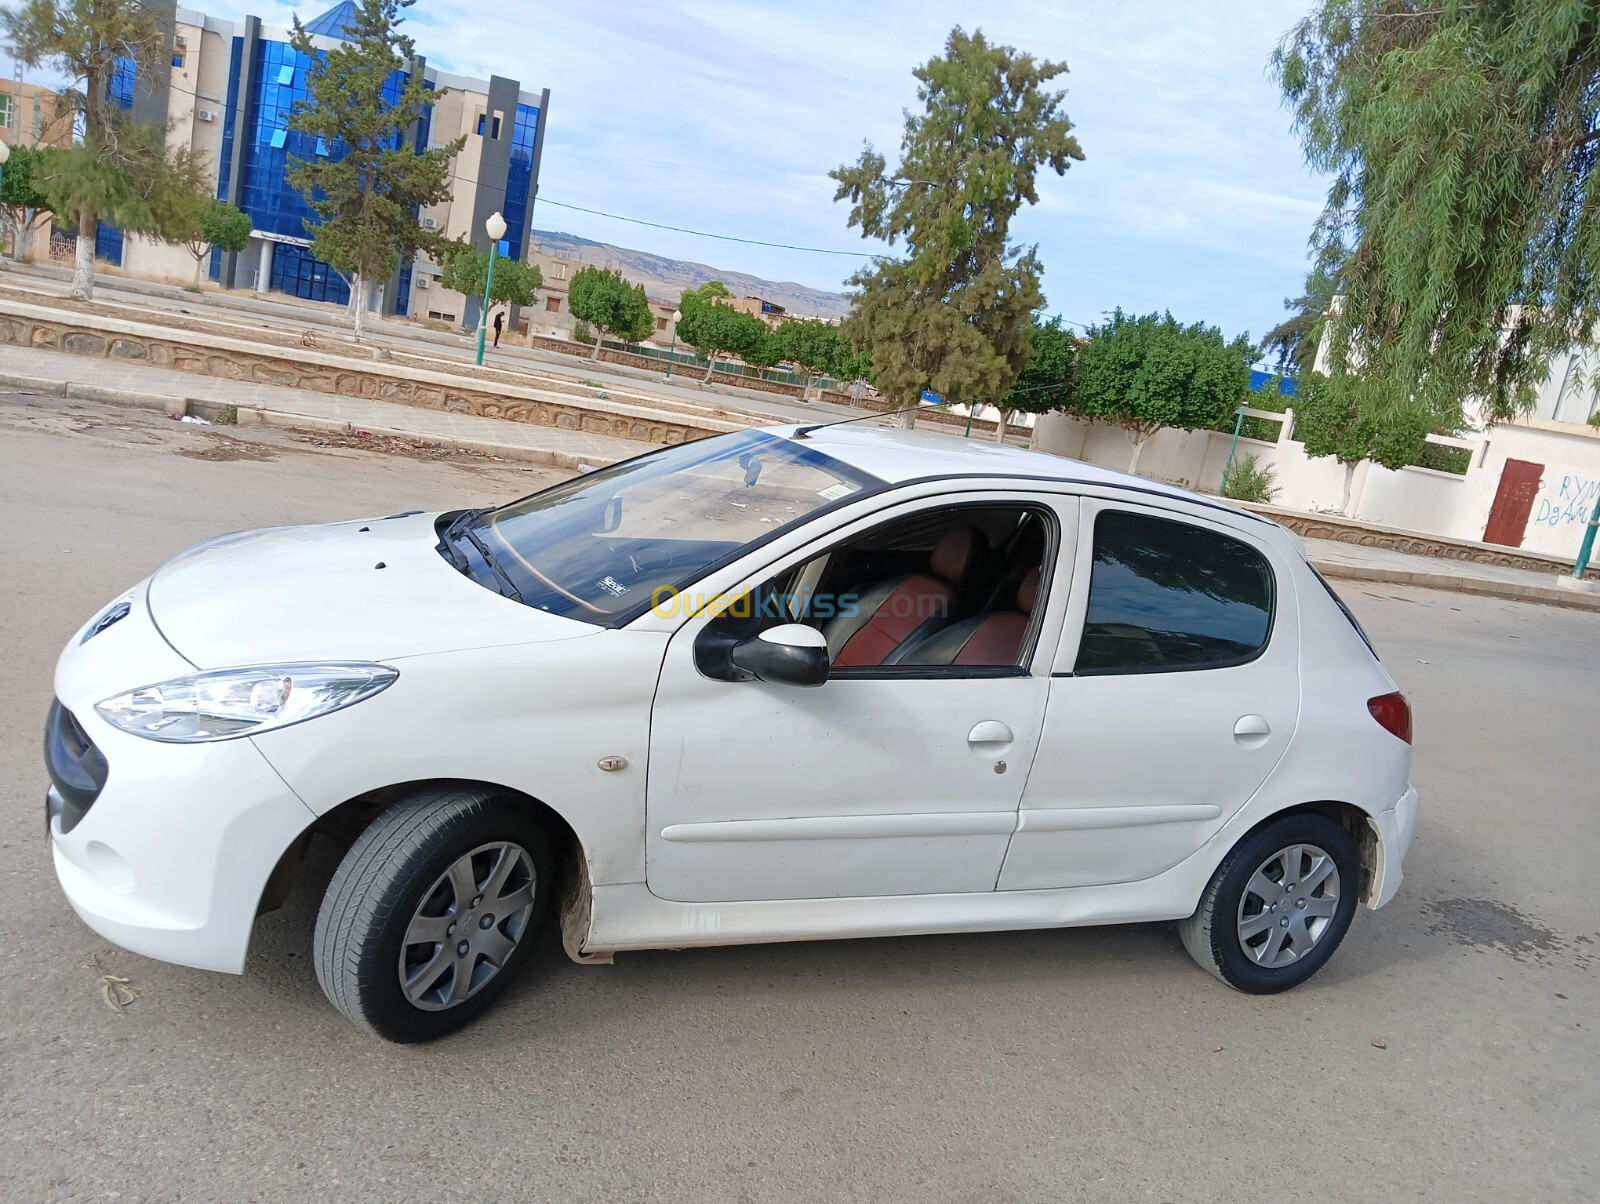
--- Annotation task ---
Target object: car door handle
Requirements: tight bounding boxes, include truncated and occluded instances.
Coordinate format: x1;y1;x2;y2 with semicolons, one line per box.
1233;714;1272;746
967;720;1014;756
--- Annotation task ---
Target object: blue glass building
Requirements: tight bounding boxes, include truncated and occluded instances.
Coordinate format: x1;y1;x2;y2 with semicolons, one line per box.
133;4;550;320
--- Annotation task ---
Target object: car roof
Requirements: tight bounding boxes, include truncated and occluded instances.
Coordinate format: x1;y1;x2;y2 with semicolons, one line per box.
773;422;1239;512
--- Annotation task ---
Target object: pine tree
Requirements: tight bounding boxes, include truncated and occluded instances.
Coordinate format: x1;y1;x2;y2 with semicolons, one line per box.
287;0;463;338
832;28;1083;428
4;0;207;298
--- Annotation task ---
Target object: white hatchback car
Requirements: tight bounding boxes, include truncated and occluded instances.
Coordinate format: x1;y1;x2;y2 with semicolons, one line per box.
46;424;1418;1040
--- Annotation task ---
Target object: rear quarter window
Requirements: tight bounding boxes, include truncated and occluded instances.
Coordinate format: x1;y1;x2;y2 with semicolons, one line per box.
1075;509;1275;675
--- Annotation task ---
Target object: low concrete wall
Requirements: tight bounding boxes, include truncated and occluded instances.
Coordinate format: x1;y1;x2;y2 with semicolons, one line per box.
1241;504;1573;570
0;300;739;446
1033;410;1583;568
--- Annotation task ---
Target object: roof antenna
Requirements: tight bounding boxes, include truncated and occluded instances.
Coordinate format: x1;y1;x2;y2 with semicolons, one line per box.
792;405;921;440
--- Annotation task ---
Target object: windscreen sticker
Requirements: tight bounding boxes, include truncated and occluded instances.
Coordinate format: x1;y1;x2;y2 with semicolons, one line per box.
816;483;857;501
597;576;629;597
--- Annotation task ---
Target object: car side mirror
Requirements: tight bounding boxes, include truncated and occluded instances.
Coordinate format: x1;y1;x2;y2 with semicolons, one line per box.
729;624;829;687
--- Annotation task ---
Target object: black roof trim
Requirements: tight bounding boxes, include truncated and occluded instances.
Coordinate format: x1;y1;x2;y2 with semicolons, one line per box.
884;472;1277;527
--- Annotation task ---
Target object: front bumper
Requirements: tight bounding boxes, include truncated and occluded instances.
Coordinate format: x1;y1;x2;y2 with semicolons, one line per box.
1367;784;1419;909
46;703;317;974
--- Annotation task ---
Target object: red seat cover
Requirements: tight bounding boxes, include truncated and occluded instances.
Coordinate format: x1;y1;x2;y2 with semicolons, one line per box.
834;575;956;667
950;566;1041;667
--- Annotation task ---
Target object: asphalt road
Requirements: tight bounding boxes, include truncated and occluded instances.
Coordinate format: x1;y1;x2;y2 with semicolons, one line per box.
1;393;1595;1203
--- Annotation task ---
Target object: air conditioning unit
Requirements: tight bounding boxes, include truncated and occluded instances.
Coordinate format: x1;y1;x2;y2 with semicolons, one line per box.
416;277;430;289
196;109;215;122
422;216;438;229
175;34;187;46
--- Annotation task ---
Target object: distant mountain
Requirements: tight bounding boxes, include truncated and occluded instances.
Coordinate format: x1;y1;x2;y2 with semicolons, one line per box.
530;230;853;321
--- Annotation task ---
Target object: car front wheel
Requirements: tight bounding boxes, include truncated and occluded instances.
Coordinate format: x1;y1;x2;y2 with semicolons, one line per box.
1178;812;1359;994
314;785;556;1041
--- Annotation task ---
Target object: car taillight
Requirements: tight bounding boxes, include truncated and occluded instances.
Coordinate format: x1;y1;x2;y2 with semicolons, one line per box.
1368;692;1412;744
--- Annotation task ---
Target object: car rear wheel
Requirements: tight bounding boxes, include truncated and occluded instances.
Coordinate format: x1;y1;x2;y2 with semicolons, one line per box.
1178;812;1359;994
314;785;555;1041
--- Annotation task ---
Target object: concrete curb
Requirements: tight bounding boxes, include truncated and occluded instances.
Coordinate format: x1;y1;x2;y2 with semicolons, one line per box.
0;369;621;472
1312;559;1600;612
234;408;620;472
0;370;175;412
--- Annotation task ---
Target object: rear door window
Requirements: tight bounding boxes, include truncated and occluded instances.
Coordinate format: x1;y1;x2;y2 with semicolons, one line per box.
1075;509;1274;675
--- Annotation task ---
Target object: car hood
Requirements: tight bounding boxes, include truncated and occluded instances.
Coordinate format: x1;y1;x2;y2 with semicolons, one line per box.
147;514;598;668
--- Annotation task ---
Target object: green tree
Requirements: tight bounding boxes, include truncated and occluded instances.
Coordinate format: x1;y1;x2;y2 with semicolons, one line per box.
832;27;1083;428
1069;310;1254;475
1258;264;1335;378
996;315;1077;443
676;286;769;381
771;318;851;396
567;265;653;359
1274;1;1600;427
1293;370;1430;513
286;0;463;339
0;143;56;263
437;244;543;309
176;198;251;292
4;0;208;299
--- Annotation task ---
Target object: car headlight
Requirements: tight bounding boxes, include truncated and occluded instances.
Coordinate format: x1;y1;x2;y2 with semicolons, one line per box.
96;663;398;743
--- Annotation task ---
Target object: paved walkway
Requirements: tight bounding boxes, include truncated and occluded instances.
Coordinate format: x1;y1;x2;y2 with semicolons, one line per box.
1304;537;1598;610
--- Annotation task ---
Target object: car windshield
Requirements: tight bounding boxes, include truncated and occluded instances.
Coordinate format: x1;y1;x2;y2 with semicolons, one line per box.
445;430;884;624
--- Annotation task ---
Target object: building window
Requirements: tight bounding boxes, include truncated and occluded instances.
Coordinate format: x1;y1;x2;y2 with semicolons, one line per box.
545;296;561;313
492;113;502;139
655;317;668;331
551;262;567;281
0;93;12;129
476;111;502;138
475;111;486;135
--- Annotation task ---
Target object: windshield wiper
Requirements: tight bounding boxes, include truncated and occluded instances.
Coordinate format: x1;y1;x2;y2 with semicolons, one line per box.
440;508;525;603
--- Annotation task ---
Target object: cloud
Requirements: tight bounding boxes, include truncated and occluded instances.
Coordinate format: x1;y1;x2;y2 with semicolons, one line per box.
54;1;1332;342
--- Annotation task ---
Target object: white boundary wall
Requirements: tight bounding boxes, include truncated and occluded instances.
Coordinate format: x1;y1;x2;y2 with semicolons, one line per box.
1032;409;1600;560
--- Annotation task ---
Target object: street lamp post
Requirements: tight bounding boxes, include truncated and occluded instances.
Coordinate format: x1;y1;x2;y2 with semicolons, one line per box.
1574;493;1600;580
664;308;683;378
474;210;507;367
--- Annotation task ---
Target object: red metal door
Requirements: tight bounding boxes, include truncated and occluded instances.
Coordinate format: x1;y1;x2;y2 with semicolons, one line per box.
1483;459;1544;547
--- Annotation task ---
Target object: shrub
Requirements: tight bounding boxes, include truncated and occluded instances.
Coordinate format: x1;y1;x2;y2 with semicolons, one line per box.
1220;453;1279;503
1413;443;1471;475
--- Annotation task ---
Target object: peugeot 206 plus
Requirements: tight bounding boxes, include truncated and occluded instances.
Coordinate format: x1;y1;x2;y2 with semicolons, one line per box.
45;424;1418;1041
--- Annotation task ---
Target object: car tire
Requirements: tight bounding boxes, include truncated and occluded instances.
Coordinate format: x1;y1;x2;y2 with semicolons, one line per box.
1178;811;1360;994
314;785;556;1042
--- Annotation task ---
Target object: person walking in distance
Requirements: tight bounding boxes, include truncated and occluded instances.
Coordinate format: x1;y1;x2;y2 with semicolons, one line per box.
492;309;505;349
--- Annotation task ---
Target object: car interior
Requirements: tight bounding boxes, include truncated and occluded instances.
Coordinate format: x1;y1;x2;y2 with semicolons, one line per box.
774;505;1051;670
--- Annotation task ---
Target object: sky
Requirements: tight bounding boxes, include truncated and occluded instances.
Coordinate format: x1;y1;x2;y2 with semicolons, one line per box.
9;0;1329;349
